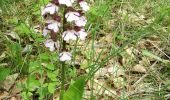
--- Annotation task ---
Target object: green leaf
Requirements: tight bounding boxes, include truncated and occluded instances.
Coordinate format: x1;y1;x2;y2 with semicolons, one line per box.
21;91;33;100
28;75;40;91
0;68;10;81
80;60;88;69
39;53;49;61
63;76;86;100
8;42;22;68
0;0;23;14
164;80;170;90
51;52;58;62
37;83;49;99
46;63;55;70
142;50;169;63
15;23;30;36
47;71;57;81
39;0;50;5
29;61;40;73
90;5;108;17
48;83;56;93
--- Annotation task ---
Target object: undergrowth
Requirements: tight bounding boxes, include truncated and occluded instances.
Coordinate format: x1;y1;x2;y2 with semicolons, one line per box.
0;0;170;100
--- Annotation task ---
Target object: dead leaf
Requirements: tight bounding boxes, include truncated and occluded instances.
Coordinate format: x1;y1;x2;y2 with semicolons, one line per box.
1;73;19;91
132;64;146;73
0;91;9;99
0;52;6;60
10;97;17;100
99;33;113;43
103;89;117;98
84;90;91;99
125;47;135;58
10;84;21;96
107;65;125;77
5;32;20;40
22;45;32;53
53;91;59;100
0;63;8;66
94;68;108;78
33;25;41;33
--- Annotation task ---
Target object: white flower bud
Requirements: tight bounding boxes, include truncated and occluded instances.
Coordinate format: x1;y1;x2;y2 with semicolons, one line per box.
59;52;72;61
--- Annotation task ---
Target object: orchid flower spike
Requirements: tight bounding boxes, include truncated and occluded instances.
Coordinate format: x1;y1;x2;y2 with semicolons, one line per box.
44;39;59;51
58;0;75;7
59;52;72;61
41;3;59;16
41;0;90;60
62;30;77;42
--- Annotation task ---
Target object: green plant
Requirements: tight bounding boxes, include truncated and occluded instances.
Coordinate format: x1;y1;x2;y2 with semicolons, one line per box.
1;0;170;99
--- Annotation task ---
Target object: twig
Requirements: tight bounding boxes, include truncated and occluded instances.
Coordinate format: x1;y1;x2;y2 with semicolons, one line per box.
149;40;170;60
132;61;158;87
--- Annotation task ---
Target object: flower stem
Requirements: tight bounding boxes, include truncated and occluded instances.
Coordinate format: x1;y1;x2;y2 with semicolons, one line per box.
60;5;67;100
60;62;65;100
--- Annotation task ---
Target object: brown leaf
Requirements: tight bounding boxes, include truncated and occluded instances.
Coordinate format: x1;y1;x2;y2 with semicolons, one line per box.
132;64;146;73
0;91;9;99
1;73;19;91
107;66;125;77
10;97;17;100
5;32;20;40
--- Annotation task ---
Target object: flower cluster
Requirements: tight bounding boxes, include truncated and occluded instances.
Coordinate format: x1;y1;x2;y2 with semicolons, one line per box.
41;0;89;62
